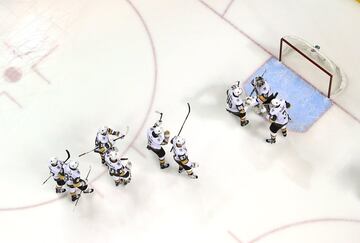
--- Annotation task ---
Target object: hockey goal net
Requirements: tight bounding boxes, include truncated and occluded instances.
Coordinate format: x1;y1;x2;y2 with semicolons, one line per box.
279;35;347;98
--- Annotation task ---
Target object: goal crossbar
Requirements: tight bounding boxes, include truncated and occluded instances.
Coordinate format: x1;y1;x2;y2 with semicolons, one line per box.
279;37;333;98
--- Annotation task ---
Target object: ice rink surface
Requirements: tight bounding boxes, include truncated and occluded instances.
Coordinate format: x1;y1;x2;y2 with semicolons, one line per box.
0;0;360;242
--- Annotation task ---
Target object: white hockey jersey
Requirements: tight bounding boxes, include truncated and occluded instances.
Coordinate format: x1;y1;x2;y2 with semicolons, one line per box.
226;89;245;113
171;137;188;162
63;164;81;185
269;99;289;125
255;81;272;98
48;160;64;180
147;127;165;150
95;132;112;147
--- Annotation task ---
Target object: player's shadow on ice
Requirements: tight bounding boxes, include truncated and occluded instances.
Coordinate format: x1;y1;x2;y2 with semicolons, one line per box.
337;162;360;198
187;84;228;120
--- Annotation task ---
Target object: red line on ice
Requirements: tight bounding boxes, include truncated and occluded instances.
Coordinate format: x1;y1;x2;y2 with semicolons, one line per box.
223;0;235;16
0;0;158;211
0;91;22;109
198;0;360;124
31;45;59;84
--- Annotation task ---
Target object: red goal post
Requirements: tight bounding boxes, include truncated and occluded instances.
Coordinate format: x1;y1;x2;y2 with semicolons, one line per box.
279;36;346;98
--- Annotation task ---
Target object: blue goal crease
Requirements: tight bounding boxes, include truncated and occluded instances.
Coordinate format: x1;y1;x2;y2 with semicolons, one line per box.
243;57;332;133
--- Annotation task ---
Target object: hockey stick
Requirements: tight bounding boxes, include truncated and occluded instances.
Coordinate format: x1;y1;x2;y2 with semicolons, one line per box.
78;127;129;157
74;166;92;207
42;149;71;185
155;111;163;122
176;103;191;136
42;175;52;185
171;103;191;152
113;126;129;142
64;149;71;163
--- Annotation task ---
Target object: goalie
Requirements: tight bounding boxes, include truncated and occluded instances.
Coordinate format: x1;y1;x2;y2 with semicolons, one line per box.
246;76;277;114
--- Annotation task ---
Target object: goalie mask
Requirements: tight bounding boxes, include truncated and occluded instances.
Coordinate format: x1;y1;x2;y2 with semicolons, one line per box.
254;76;265;87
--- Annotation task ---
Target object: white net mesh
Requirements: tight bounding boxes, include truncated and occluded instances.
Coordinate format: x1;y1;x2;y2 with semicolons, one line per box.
281;35;347;97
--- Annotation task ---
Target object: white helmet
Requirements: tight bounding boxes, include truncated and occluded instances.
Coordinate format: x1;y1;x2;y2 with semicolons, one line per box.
109;150;118;162
49;157;58;166
153;126;163;135
175;136;185;147
271;98;281;107
232;87;243;97
69;160;79;170
99;126;108;135
231;81;241;89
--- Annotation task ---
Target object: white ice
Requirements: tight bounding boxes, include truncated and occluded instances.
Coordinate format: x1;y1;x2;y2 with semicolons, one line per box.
0;1;359;243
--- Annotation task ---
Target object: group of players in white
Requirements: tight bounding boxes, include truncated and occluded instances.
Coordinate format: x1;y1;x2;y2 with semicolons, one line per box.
226;75;291;143
47;127;131;202
46;74;289;202
47;117;199;202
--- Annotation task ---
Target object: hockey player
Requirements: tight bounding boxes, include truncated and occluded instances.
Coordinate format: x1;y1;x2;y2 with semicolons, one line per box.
63;160;93;202
171;136;198;179
265;98;291;144
247;76;277;114
94;126;123;165
147;121;170;169
105;147;132;186
226;82;249;126
48;157;66;193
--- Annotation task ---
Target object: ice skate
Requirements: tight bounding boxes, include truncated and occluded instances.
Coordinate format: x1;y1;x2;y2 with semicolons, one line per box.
160;163;170;169
55;187;66;193
266;138;276;144
241;120;249;127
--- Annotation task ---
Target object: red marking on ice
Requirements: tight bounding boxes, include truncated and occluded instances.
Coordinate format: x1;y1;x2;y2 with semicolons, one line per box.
228;230;244;243
131;145;146;158
31;45;59;84
3;67;22;82
3;41;34;59
199;0;272;56
0;91;22;108
198;0;360;124
0;0;158;211
248;218;360;243
223;0;235;16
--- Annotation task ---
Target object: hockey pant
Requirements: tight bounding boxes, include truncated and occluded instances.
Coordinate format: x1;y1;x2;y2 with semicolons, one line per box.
269;122;287;139
174;157;195;176
67;179;90;196
109;169;131;184
148;146;166;165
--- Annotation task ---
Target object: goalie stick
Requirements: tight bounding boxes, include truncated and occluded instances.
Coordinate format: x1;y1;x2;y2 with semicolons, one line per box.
74;166;92;208
78;126;129;157
170;103;191;152
42;149;70;185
